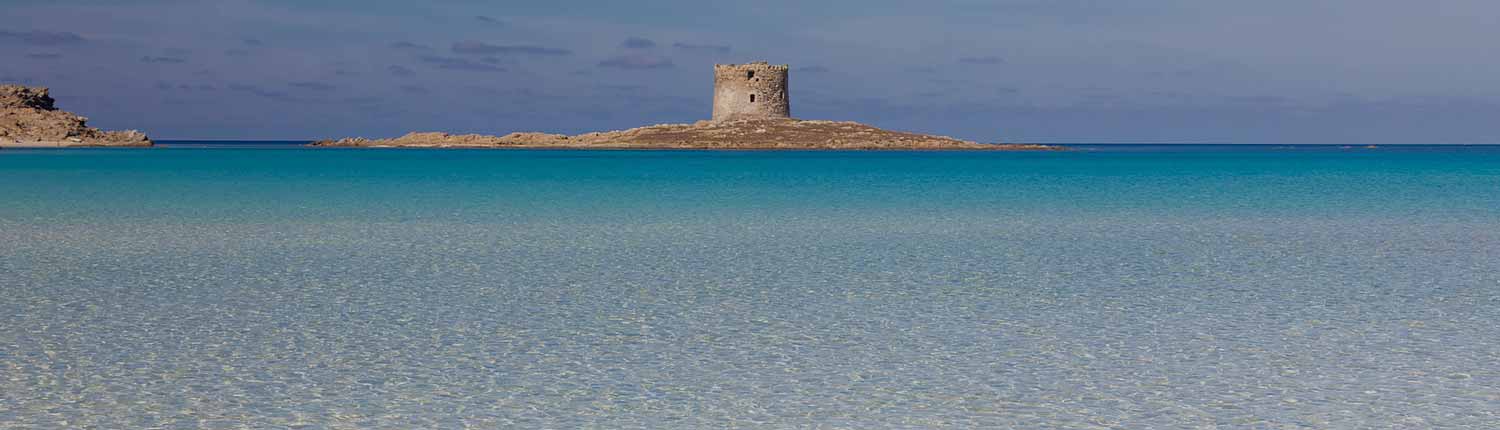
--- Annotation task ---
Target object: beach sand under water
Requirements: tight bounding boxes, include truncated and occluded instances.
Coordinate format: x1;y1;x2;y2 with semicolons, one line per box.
2;145;1498;428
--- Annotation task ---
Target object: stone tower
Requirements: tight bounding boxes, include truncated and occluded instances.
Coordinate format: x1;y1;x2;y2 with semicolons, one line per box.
711;61;790;122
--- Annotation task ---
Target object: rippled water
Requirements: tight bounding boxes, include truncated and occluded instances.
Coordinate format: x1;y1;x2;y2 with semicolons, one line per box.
3;145;1499;428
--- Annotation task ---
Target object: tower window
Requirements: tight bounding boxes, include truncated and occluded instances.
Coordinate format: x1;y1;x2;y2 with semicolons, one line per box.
750;94;756;103
747;71;755;79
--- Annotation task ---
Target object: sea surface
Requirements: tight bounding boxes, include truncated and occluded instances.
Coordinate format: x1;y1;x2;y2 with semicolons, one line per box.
2;143;1498;428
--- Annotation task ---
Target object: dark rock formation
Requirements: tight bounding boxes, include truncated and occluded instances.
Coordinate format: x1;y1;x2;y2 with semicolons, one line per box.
0;85;57;110
1;85;153;147
312;119;1055;150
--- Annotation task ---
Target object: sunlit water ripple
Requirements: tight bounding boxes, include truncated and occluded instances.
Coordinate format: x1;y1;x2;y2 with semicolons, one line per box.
2;146;1498;428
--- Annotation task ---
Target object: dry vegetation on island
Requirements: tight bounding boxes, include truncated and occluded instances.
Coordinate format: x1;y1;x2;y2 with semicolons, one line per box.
312;119;1056;150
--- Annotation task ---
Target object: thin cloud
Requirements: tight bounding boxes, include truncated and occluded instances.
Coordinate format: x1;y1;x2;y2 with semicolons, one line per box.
622;37;656;49
958;56;1006;65
399;85;426;93
225;48;251;56
390;41;431;50
598;54;674;70
475;15;506;26
0;30;86;46
388;65;415;77
451;41;571;56
289;82;336;91
228;83;297;102
154;82;218;92
1225;95;1291;105
597;84;646;92
419;55;507;72
243;38;263;46
1;75;40;85
468;86;555;99
672;42;731;54
25;53;62;60
141;56;187;64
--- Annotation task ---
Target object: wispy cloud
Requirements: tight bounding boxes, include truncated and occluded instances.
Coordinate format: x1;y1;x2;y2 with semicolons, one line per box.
0;75;40;85
598;54;674;70
289;81;336;91
388;65;415;77
154;82;217;92
390;41;431;50
622;37;656;49
958;56;1005;65
475;15;506;26
596;84;646;93
1224;95;1291;105
419;55;507;72
672;42;730;54
228;83;296;102
141;56;187;64
25;53;62;60
0;30;86;46
451;41;572;56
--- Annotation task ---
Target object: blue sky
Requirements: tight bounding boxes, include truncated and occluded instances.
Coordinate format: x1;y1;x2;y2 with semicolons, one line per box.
3;0;1498;143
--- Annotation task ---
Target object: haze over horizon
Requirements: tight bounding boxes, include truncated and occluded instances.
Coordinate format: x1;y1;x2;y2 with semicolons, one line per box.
4;0;1498;144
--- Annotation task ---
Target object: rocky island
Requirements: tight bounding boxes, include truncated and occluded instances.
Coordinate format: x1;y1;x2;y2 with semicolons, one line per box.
1;85;153;148
313;62;1053;151
312;119;1053;150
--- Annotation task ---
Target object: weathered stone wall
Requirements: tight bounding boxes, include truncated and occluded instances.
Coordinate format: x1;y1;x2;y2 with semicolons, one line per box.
711;62;790;121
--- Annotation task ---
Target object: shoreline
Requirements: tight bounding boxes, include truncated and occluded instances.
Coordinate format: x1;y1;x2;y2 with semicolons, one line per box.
310;119;1061;151
309;142;1061;151
1;140;155;148
2;142;1058;151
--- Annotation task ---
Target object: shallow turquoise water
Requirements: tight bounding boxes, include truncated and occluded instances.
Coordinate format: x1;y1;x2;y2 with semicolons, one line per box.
2;145;1499;428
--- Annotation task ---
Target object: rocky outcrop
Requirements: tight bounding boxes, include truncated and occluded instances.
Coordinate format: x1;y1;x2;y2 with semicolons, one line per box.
0;85;153;147
313;119;1055;150
0;85;57;110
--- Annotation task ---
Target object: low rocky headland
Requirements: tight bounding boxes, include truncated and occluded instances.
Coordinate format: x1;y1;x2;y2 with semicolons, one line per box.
0;85;152;148
312;119;1056;150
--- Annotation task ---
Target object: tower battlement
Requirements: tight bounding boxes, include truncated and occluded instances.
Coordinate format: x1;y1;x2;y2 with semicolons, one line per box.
713;62;790;72
711;61;790;122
